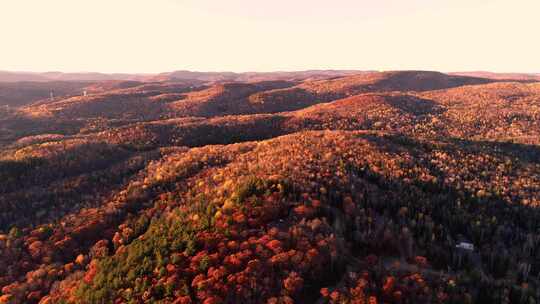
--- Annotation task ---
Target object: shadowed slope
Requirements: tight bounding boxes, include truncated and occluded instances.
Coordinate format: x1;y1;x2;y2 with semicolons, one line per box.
69;82;540;150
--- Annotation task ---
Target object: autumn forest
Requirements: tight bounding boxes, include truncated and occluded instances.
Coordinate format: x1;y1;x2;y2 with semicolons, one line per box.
0;70;540;304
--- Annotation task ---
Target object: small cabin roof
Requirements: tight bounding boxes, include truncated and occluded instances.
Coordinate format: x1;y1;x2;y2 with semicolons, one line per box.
456;242;474;250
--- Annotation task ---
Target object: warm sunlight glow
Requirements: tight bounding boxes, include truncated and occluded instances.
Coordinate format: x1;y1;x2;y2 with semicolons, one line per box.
1;0;539;73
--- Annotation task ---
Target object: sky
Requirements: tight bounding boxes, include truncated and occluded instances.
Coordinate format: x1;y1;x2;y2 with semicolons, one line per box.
1;0;539;74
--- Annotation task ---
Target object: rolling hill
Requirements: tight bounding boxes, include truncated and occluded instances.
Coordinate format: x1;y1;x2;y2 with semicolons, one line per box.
0;70;539;304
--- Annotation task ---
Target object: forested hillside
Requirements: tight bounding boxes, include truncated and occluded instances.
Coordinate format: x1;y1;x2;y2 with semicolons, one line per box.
0;71;539;304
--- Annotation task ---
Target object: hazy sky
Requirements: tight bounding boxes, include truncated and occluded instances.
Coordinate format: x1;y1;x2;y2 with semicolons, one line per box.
1;0;539;73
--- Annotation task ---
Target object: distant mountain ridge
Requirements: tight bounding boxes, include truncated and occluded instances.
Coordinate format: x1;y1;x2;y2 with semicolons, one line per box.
450;71;540;81
0;71;151;82
0;70;366;83
2;69;538;83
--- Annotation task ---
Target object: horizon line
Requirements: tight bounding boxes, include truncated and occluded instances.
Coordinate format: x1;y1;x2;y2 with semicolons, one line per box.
1;69;539;76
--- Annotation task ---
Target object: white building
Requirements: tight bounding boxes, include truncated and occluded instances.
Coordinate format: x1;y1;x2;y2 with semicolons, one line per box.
456;242;474;251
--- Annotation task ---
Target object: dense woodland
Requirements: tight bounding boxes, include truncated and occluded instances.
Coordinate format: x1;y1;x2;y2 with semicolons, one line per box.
0;71;539;304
